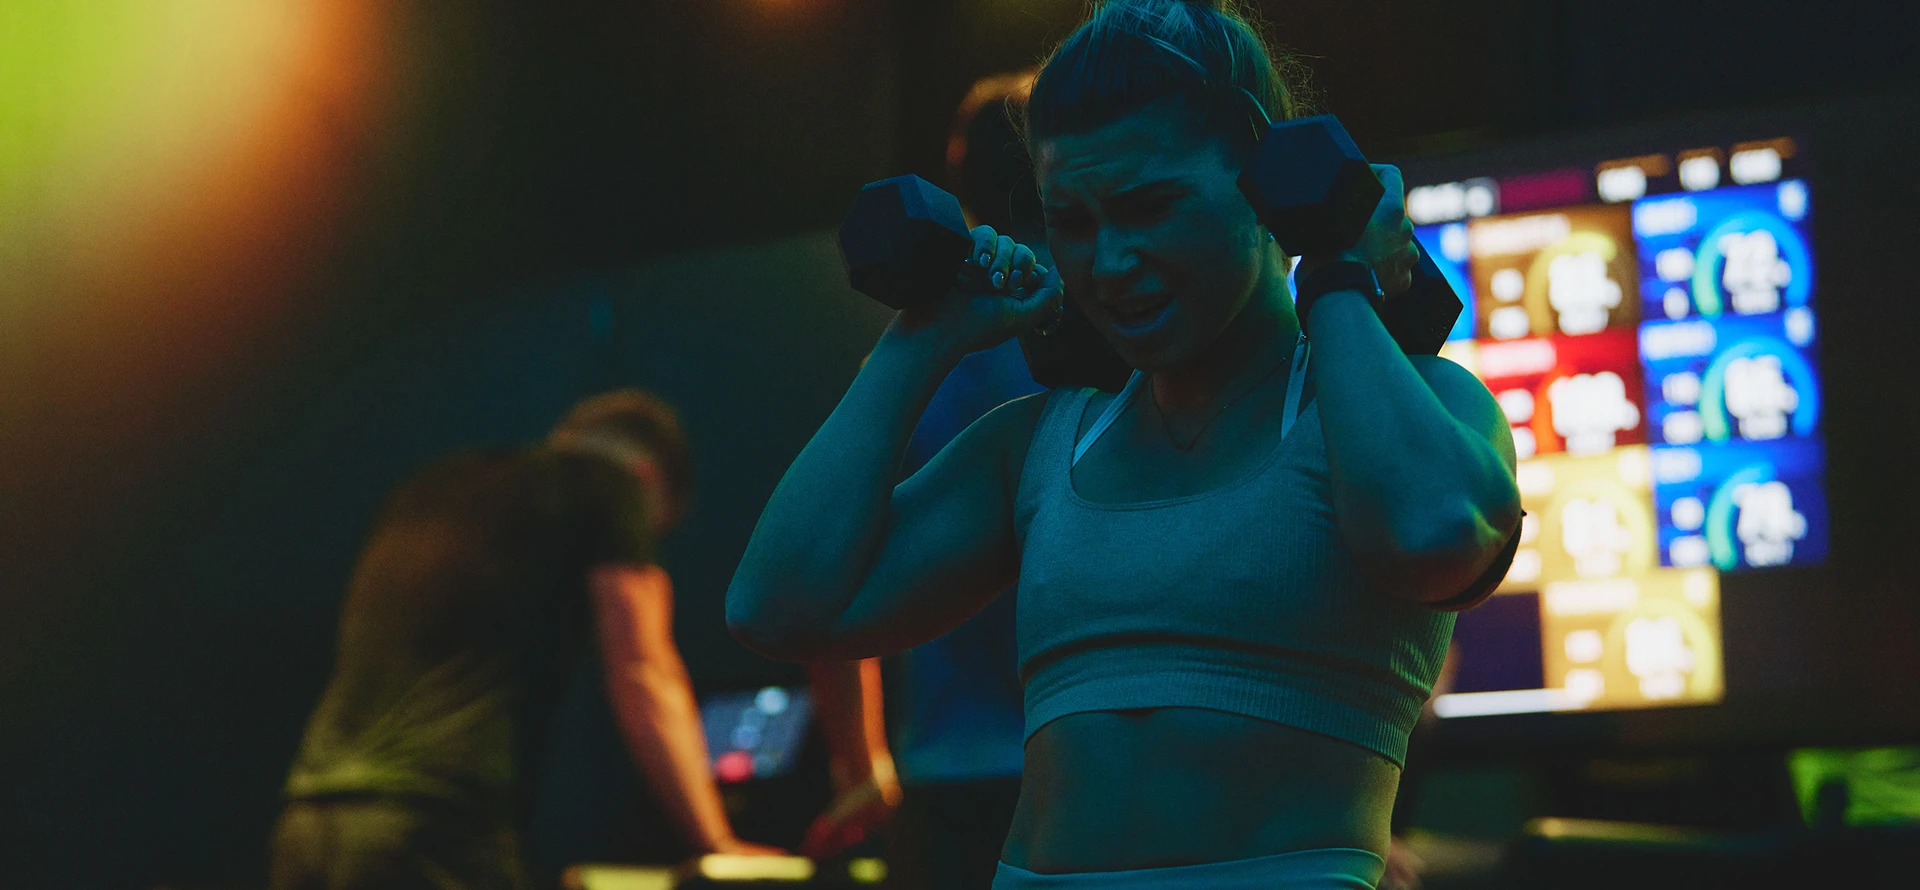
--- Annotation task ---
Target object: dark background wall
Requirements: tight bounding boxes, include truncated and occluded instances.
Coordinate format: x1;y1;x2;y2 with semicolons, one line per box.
3;1;1918;886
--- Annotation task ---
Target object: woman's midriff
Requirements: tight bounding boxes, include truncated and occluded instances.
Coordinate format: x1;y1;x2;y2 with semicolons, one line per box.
998;707;1402;874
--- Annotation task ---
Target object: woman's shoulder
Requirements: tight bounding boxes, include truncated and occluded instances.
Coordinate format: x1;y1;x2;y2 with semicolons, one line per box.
976;389;1056;450
999;386;1120;447
945;389;1056;493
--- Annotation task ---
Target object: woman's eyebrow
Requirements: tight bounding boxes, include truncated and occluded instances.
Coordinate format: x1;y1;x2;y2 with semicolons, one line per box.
1045;178;1185;214
1108;179;1185;200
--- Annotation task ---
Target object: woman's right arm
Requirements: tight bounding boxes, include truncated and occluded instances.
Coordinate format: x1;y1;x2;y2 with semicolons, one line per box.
727;233;1061;662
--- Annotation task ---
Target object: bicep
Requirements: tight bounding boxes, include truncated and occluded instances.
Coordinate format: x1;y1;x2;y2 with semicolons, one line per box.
1410;355;1517;474
822;393;1047;659
1408;355;1525;607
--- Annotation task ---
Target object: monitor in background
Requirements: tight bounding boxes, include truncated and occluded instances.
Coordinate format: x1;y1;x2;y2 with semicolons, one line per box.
700;685;813;784
1402;130;1828;727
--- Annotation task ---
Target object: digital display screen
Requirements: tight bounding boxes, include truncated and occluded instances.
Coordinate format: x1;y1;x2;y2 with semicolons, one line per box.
1413;138;1825;719
700;686;813;783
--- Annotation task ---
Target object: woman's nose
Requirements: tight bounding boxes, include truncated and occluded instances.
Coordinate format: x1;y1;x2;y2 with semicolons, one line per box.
1091;227;1139;284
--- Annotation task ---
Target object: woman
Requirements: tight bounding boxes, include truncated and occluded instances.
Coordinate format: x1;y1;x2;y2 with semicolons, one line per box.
728;1;1520;886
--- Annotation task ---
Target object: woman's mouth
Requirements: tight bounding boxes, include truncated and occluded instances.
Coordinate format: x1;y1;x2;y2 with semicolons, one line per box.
1106;295;1174;334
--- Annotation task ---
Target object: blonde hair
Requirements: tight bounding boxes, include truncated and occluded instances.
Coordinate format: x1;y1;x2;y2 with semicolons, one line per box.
1024;0;1313;160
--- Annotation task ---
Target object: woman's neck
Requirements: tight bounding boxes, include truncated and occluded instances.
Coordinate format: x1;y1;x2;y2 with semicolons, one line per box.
1151;261;1300;417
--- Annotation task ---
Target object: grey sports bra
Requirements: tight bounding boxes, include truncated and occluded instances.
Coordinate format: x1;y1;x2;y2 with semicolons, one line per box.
1011;334;1455;765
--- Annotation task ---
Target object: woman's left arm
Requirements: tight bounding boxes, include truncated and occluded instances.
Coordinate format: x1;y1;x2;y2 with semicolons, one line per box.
1306;287;1521;604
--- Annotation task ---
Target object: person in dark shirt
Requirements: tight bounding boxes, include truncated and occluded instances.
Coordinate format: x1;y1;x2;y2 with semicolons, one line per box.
270;389;781;890
800;73;1045;890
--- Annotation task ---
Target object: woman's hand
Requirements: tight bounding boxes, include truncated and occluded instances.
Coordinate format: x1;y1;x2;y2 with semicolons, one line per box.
1293;163;1420;300
888;224;1063;362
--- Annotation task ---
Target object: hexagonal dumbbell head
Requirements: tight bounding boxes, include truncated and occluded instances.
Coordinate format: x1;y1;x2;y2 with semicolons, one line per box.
839;174;974;311
1239;114;1385;258
1381;241;1465;356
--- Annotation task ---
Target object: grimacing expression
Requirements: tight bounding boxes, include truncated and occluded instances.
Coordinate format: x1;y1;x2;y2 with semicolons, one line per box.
1035;100;1278;371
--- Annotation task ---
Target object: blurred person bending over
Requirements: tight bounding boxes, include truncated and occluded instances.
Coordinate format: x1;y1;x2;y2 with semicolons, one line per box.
271;389;781;890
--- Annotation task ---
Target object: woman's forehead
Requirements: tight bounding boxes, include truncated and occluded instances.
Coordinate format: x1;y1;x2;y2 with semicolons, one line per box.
1035;105;1224;199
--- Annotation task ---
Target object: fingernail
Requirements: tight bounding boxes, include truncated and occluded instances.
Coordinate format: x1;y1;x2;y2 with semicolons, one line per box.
980;251;993;267
1035;265;1049;277
1011;270;1025;288
992;271;1006;288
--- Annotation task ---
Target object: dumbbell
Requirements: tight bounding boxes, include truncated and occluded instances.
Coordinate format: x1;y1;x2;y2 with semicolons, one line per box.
1239;114;1462;356
838;175;1133;391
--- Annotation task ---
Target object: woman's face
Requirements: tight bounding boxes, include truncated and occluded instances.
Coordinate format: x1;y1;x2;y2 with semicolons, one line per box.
1034;100;1278;371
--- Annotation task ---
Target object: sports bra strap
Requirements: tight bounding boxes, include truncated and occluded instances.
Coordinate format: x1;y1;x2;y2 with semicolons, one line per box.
1072;335;1310;468
1071;373;1148;467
